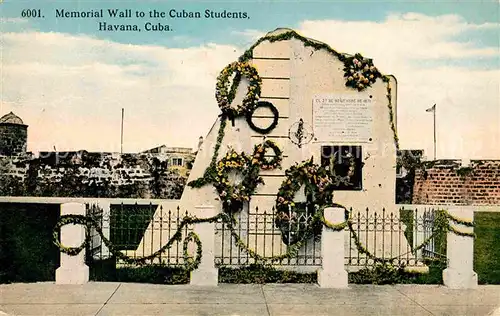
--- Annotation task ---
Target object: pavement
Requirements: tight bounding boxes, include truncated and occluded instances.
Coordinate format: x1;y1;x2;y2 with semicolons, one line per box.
0;282;499;316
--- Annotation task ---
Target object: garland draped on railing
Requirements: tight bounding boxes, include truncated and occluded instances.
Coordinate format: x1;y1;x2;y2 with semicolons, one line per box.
53;206;473;271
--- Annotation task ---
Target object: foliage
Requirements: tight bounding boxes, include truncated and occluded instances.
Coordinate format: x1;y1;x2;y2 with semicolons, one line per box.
219;264;316;284
474;212;500;284
343;53;382;91
456;166;474;178
275;158;334;245
396;150;423;203
251;139;283;170
213;149;264;213
0;155;186;199
0;203;60;284
216;61;262;118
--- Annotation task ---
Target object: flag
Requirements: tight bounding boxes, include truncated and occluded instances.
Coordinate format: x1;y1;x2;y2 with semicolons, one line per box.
426;104;436;112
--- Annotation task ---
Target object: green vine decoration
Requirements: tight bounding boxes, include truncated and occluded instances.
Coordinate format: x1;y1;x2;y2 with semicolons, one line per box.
182;231;203;271
54;205;473;272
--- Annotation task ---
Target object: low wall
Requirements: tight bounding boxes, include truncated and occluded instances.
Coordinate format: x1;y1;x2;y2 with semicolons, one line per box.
412;160;500;206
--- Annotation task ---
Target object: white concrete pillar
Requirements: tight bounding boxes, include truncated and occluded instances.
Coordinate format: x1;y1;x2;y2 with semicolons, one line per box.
443;207;478;289
55;202;89;284
190;205;218;286
318;207;348;288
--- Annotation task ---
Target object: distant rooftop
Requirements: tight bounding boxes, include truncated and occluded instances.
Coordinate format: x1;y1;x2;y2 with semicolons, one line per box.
142;145;193;154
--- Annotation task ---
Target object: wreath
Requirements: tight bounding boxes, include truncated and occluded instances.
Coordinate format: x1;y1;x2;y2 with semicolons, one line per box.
251;140;283;170
328;151;357;187
245;101;279;134
214;149;263;213
275;158;335;245
215;61;262;118
343;53;381;91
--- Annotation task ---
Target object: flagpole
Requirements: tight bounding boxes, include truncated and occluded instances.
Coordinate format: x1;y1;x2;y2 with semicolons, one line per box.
120;108;124;155
433;105;436;160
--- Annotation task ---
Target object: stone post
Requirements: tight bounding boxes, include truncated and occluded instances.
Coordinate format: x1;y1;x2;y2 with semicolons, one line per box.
55;202;89;284
190;205;218;286
318;206;348;288
443;207;478;289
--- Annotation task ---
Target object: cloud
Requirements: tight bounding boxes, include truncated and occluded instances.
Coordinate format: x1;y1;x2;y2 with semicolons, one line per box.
1;32;240;153
296;13;499;159
1;12;498;159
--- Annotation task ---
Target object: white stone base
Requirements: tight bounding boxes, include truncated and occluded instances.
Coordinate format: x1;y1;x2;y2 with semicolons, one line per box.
317;268;348;288
443;268;478;289
190;268;218;286
55;265;89;284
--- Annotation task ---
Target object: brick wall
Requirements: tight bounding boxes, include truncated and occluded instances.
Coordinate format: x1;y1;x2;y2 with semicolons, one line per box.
413;160;500;205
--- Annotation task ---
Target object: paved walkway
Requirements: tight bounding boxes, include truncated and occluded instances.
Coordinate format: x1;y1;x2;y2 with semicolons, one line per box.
1;282;499;316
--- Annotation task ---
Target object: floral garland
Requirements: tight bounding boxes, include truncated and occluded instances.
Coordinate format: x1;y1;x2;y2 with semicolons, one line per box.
182;231;203;271
53;214;91;256
245;101;280;134
215;61;262;118
343;53;382;91
275;158;335;245
251;140;283;170
214;148;263;213
329;152;357;187
53;212;225;271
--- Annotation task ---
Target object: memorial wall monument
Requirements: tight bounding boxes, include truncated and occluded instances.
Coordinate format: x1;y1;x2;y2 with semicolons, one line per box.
138;28;411;264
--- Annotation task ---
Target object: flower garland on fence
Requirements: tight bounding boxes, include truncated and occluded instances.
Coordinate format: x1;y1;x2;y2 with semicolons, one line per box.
53;206;474;271
251;139;283;170
216;61;262;119
53;212;222;272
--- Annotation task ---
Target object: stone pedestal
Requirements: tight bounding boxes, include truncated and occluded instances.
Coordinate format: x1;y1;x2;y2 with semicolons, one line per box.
190;205;218;286
318;207;348;288
55;203;89;284
443;208;478;289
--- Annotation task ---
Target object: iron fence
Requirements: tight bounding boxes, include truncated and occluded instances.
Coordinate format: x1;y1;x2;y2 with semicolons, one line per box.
215;206;322;267
216;206;447;269
85;203;193;270
85;203;447;274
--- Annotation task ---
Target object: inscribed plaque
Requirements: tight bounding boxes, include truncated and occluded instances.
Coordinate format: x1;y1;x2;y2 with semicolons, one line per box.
313;95;374;142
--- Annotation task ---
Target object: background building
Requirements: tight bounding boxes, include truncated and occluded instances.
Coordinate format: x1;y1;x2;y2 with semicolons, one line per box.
0;112;28;157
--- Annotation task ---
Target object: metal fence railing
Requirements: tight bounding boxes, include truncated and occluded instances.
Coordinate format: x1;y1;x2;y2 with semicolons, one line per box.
85;203;447;273
215;206;322;267
85;203;193;269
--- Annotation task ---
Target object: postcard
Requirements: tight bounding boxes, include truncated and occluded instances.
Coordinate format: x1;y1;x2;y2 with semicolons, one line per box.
0;1;499;315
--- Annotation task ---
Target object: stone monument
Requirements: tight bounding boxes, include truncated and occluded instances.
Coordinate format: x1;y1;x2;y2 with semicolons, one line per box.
138;28;412;266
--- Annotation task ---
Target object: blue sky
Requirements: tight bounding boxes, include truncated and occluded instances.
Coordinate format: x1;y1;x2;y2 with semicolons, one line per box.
2;1;498;48
0;0;499;158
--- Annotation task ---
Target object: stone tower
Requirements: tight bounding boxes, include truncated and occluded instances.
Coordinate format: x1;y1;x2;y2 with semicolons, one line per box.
0;112;28;156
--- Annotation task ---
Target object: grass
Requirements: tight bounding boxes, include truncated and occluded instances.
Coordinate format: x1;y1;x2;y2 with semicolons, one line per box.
474;212;500;284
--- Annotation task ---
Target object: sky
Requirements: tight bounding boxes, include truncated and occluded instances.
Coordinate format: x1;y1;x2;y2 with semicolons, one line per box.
0;0;499;159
